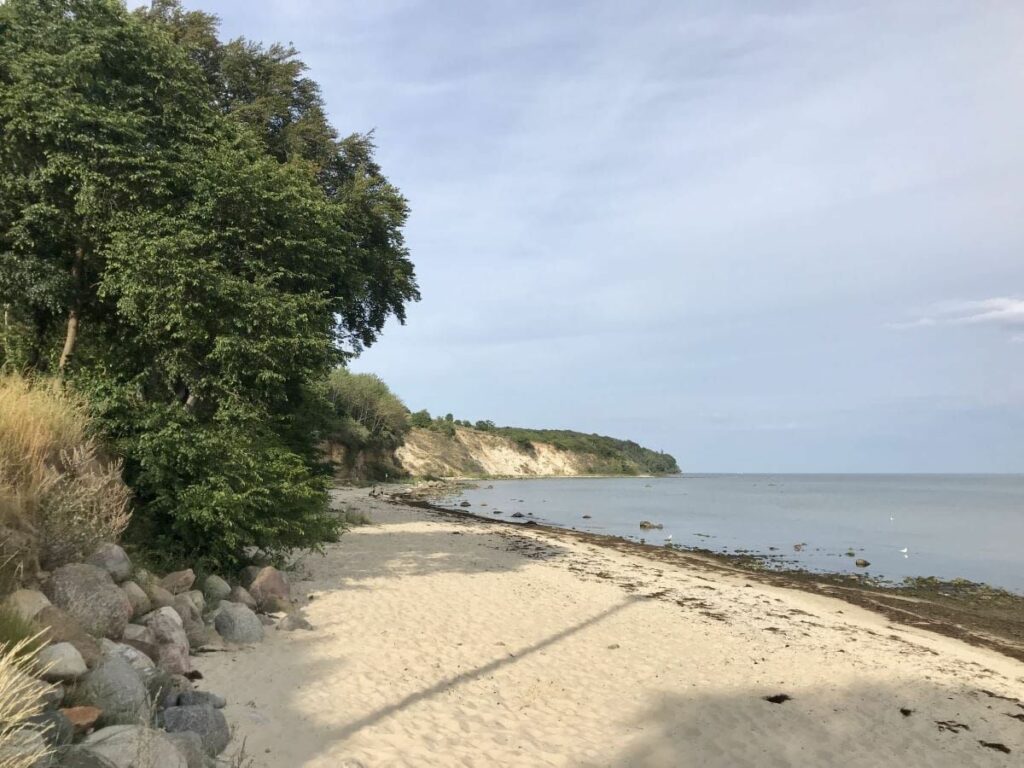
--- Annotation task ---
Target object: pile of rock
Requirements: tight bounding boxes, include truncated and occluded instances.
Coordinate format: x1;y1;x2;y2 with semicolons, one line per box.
3;542;313;767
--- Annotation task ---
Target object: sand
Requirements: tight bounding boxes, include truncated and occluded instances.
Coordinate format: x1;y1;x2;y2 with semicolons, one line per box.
196;488;1024;767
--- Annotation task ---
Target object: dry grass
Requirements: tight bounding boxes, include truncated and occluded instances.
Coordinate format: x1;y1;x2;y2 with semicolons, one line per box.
0;636;51;768
0;375;131;572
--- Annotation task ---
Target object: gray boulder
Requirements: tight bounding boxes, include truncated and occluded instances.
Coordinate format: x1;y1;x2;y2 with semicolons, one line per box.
160;705;230;756
38;642;87;682
80;725;187;768
119;582;151;620
4;588;51;621
201;575;230;605
59;747;119;768
86;544;132;583
141;582;175;610
100;639;156;679
26;709;74;750
43;564;133;639
226;586;256;610
183;590;206;615
238;565;261;588
78;655;148;726
143;607;191;675
34;606;101;667
213;602;263;644
277;613;313;632
165;731;204;768
120;624;159;661
159;569;195;595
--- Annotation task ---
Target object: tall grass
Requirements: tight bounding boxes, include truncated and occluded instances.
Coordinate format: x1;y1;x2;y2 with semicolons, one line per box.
0;636;51;768
0;375;131;572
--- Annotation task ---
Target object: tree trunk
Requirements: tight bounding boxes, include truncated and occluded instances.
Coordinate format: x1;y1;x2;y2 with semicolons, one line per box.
58;247;83;373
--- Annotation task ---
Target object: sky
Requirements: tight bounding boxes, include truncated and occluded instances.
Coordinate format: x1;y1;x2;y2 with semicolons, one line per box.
145;1;1024;473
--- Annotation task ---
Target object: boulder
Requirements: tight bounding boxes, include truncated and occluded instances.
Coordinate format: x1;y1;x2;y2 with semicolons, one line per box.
99;639;155;679
165;731;204;768
36;681;65;711
855;559;871;568
143;607;190;675
43;564;133;639
4;588;51;621
0;729;48;768
141;582;175;610
171;594;201;628
119;582;151;619
239;565;261;588
59;746;119;768
160;705;230;756
156;642;191;676
277;613;313;632
80;725;187;768
78;655;148;726
226;585;257;610
184;590;206;615
37;642;88;682
248;569;292;610
120;624;159;661
213;602;263;644
159;569;195;595
62;705;103;734
175;691;226;709
85;544;132;583
201;575;231;605
26;709;74;750
34;606;101;667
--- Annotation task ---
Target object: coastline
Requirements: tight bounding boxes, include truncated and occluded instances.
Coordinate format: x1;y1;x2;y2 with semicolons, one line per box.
195;486;1024;767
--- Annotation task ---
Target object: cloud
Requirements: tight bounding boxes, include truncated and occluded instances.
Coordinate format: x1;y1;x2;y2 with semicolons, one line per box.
891;298;1024;332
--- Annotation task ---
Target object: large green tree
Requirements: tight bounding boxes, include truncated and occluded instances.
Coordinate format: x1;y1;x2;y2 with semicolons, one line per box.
0;0;419;567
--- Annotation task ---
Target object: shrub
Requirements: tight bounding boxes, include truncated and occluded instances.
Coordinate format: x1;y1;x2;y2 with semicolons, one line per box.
408;409;433;429
0;607;43;659
0;376;131;569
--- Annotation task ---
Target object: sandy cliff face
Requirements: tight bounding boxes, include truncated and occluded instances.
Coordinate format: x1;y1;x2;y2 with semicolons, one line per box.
397;427;598;478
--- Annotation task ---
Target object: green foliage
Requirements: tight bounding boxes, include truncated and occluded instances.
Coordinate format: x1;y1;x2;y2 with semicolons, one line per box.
408;410;433;429
0;0;418;566
0;605;44;657
489;427;680;475
474;420;496;431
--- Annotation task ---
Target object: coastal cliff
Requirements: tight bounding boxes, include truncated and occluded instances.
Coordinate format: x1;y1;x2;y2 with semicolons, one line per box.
395;425;678;478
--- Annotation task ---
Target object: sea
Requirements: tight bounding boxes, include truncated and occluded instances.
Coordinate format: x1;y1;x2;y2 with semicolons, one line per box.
441;474;1024;594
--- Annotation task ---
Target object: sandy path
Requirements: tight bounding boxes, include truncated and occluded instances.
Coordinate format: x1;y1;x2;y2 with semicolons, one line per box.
196;489;1024;768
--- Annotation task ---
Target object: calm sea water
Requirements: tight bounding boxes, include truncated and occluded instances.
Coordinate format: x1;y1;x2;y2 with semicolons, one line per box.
443;475;1024;594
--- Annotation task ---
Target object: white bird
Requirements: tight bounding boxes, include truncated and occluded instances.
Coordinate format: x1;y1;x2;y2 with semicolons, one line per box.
665;535;673;542
899;547;908;554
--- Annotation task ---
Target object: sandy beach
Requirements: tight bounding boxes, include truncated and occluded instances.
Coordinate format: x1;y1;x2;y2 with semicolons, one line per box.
196;488;1024;767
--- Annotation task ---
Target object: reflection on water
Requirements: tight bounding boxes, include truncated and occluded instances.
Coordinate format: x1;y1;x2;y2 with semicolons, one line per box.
445;474;1024;594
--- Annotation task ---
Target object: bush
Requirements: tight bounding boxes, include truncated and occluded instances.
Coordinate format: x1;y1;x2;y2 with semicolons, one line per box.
0;376;131;569
408;410;432;429
0;607;43;659
0;636;51;768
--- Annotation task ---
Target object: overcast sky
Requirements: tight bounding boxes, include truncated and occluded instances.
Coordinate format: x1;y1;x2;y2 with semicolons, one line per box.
156;1;1024;473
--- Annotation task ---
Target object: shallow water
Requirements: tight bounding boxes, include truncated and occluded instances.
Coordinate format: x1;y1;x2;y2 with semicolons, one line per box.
444;474;1024;593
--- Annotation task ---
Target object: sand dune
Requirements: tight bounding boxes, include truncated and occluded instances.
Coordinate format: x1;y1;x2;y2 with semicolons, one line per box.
196;489;1024;767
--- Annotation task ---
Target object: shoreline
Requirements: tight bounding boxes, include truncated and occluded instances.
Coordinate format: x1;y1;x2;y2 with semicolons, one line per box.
194;486;1024;766
390;487;1024;663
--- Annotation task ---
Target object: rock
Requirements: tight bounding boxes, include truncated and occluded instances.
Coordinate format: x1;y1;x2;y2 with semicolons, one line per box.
459;501;471;507
277;613;313;632
160;705;230;756
165;731;204;768
43;564;133;639
0;729;48;768
62;705;103;734
156;643;191;676
37;642;88;682
259;594;292;613
99;639;155;678
226;586;257;610
239;565;261;588
86;544;132;583
511;512;525;518
184;590;206;615
81;725;187;768
175;691;226;709
159;569;195;595
33;606;101;667
213;602;263;644
26;709;74;750
142;607;190;675
119;582;151;619
37;681;65;710
120;624;159;660
258;614;275;626
141;581;175;610
78;655;148;726
60;747;119;768
201;575;230;605
855;559;871;568
639;521;664;530
4;588;51;621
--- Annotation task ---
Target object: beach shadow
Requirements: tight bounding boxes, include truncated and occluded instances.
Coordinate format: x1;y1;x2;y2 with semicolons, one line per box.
602;679;1023;768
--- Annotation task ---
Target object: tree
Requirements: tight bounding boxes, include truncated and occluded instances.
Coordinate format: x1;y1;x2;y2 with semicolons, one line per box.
0;0;419;567
408;410;433;429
